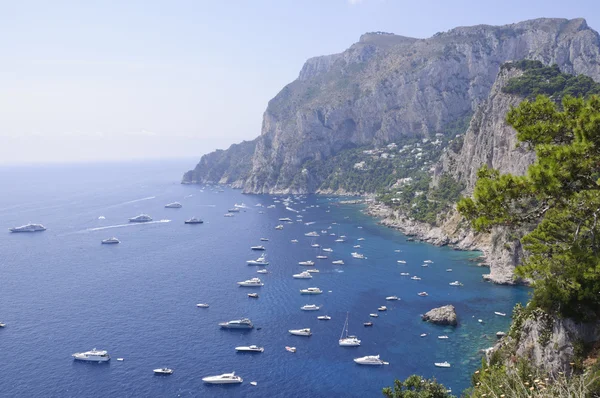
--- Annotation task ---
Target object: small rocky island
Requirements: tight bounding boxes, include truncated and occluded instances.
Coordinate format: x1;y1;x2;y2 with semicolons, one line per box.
421;305;457;326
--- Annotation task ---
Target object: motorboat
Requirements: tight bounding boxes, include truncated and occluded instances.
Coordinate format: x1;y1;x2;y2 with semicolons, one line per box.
0;322;5;327
335;238;346;242
128;214;152;222
397;260;406;264
306;269;319;273
301;304;320;311
478;319;484;323
386;296;399;301
285;346;297;353
101;237;120;244
332;260;344;265
317;315;331;320
260;238;269;241
256;269;268;274
275;224;284;230
420;333;427;337
202;372;243;384
196;303;209;308
353;355;388;365
300;287;322;295
247;254;269;265
449;281;463;286
289;328;312;336
322;248;333;252
291;239;298;243
423;260;433;264
316;255;328;259
227;208;240;213
378;306;387;311
304;231;319;237
494;312;507;317
72;348;110;362
339;313;361;347
237;278;264;287
438;335;449;339
248;293;259;298
185;217;203;224
153;368;174;374
165;202;182;208
234;203;248;209
267;205;276;209
9;223;46;233
446;269;453;272
251;245;266;251
417;292;428;297
219;318;254;329
411;276;421;280
298;260;315;266
421;263;429;267
224;213;234;217
279;218;292;222
363;322;373;327
400;272;410;276
311;243;320;248
357;238;365;241
353;245;361;248
434;361;451;368
293;271;313;279
369;313;378;318
351;252;365;259
235;345;264;353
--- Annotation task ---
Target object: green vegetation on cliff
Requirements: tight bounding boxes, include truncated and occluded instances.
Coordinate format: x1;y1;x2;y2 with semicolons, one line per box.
383;375;454;397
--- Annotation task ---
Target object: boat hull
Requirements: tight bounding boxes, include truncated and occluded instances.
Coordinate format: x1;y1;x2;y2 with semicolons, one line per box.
72;354;110;362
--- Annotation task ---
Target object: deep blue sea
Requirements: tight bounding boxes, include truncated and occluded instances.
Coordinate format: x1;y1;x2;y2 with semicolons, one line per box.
0;160;528;397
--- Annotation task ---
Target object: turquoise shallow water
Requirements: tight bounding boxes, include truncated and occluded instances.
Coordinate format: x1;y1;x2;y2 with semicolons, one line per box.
0;160;528;397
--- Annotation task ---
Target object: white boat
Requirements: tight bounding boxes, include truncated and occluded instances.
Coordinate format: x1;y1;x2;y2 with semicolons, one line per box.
378;306;387;311
290;239;298;243
339;313;361;347
397;260;406;264
275;224;284;230
9;223;46;233
418;292;428;297
353;355;388;365
496;331;506;338
322;248;333;252
101;237;120;244
279;217;292;222
300;287;322;295
202;372;243;384
317;315;331;320
196;303;209;308
438;335;449;339
421;263;429;267
335;238;346;242
311;243;320;248
357;238;365;241
411;276;421;280
129;214;152;222
260;238;269;241
298;260;315;266
267;205;276;209
332;260;344;265
250;382;258;386
353;245;361;248
285;346;297;352
251;245;266;251
248;293;259;298
446;268;453;272
494;312;507;317
235;345;264;353
369;313;378;318
351;252;365;259
256;269;268;274
153;368;174;374
316;255;328;259
237;277;264;287
227;208;240;213
289;328;312;336
304;231;319;237
423;260;433;263
301;304;320;311
478;319;484;323
306;269;319;273
185;217;203;224
400;272;410;276
224;213;234;217
293;271;313;279
385;296;399;301
420;333;427;337
219;318;253;329
0;322;5;327
165;202;182;208
247;254;269;265
72;348;110;362
449;281;463;286
435;361;451;368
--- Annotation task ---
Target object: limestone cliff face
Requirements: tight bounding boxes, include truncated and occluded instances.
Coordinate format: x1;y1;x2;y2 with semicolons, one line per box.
184;18;600;193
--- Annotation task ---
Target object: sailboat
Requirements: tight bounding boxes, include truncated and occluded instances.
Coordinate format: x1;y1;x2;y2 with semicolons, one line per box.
339;312;361;347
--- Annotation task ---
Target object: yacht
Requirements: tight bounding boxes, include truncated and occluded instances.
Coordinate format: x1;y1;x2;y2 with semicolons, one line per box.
279;218;292;222
256;269;268;274
317;315;331;320
219;318;254;329
434;361;451;368
385;296;399;301
72;348;110;362
322;248;333;253
300;287;322;295
418;292;428;297
196;303;209;308
251;245;266;251
165;202;182;208
9;223;46;233
293;271;313;279
247;254;269;265
237;278;264;287
101;237;120;244
235;345;264;353
304;231;319;237
353;355;388;366
248;293;259;298
301;304;320;311
369;313;379;318
202;372;243;384
153;368;174;375
351;252;365;259
184;217;203;224
129;214;152;223
411;276;422;281
378;306;387;311
288;328;312;336
494;312;507;317
339;313;361;347
306;269;319;273
397;260;407;264
260;238;269;241
275;224;284;230
332;260;344;265
298;260;315;266
449;281;463;286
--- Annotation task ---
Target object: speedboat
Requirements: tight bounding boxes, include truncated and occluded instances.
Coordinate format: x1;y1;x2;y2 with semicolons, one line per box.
332;260;345;265
237;278;264;287
438;335;449;339
378;306;387;311
435;361;451;368
298;260;315;266
420;333;427;337
351;252;365;259
202;372;243;384
293;271;313;279
363;322;373;327
300;287;322;295
397;260;406;264
129;214;152;222
306;269;319;273
9;223;46;233
417;292;428;297
219;318;253;329
251;245;266;251
369;313;378;318
101;237;120;244
185;217;203;224
165;202;182;208
301;304;320;311
494;312;507;317
275;224;284;230
386;296;399;301
235;345;264;353
289;328;312;336
248;293;259;298
339;313;361;346
153;368;174;374
247;254;269;265
449;281;463;286
317;315;331;320
411;276;421;280
196;303;209;308
353;355;388;365
322;248;333;252
285;346;297;353
256;269;268;274
72;348;110;362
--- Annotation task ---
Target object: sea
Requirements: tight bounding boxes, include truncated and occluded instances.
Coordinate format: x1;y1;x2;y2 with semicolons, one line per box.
0;159;529;397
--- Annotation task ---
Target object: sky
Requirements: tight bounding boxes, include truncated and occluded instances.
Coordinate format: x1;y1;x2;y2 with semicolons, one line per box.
0;0;599;165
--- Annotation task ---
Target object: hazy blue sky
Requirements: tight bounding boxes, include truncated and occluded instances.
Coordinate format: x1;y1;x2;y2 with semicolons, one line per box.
1;0;598;164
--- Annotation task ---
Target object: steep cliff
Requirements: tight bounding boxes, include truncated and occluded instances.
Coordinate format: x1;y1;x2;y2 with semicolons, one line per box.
184;18;600;193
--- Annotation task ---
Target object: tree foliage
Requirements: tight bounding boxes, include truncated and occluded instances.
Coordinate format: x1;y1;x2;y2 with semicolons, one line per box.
382;375;454;398
457;95;600;319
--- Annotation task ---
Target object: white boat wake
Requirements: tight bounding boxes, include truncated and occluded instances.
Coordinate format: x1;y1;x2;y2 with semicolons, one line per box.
85;219;171;232
103;196;156;209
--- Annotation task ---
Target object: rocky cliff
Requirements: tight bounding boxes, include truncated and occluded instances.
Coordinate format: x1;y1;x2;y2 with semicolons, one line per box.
184;18;600;194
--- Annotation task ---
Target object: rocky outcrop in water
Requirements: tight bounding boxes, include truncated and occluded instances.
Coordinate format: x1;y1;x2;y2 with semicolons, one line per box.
422;305;458;326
